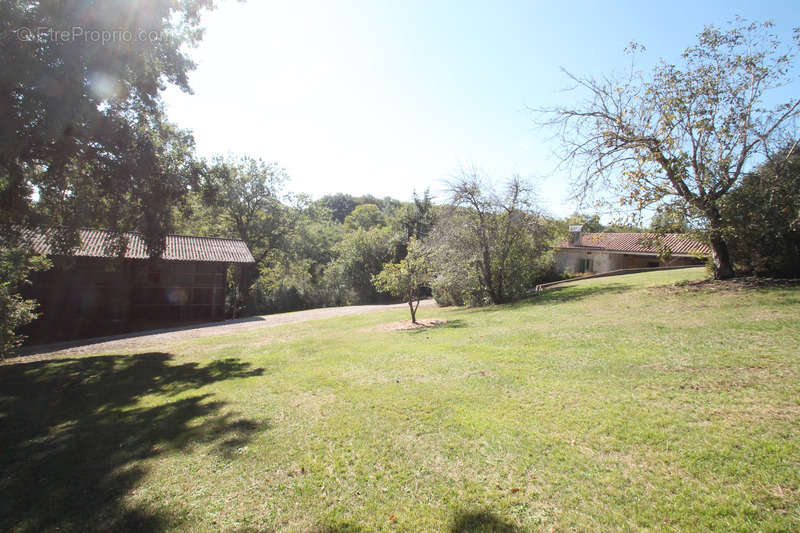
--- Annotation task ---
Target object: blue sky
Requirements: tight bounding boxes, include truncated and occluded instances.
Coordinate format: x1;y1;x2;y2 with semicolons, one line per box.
162;0;798;217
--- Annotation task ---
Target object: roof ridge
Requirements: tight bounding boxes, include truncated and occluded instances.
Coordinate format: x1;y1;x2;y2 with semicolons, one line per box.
582;232;691;237
165;233;246;243
70;227;246;244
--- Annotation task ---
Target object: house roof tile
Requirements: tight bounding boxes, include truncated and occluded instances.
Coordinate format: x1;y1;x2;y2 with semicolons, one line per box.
21;228;255;263
557;232;711;256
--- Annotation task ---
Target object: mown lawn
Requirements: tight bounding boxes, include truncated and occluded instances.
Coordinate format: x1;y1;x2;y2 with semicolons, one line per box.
2;268;799;532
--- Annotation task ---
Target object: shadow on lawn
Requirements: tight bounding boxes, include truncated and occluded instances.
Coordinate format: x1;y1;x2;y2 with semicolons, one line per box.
0;353;266;532
310;509;519;532
406;318;467;335
448;283;631;319
525;283;630;305
449;509;520;532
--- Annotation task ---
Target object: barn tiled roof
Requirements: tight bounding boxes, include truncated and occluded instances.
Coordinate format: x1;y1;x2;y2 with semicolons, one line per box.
557;232;711;256
22;228;255;263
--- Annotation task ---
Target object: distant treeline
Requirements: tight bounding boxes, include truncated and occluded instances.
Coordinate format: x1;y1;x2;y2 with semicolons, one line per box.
171;158;565;315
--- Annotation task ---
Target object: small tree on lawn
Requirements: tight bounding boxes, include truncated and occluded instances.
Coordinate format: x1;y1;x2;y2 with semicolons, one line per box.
372;238;432;324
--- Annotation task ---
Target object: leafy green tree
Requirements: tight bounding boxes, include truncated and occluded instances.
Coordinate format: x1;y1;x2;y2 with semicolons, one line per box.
201;155;289;267
248;197;346;313
650;207;692;234
318;193;357;223
331;226;398;303
543;19;800;279
720;146;800;276
184;155;287;316
563;212;643;234
1;0;212;245
1;0;211;343
372;238;433;323
83;116;202;254
283;196;345;271
435;169;552;304
250;251;315;313
344;204;385;230
565;213;603;232
1;248;50;357
397;189;436;241
318;193;403;224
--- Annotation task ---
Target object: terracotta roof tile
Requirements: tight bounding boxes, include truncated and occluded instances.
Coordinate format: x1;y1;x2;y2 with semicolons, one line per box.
557;232;710;256
21;228;255;263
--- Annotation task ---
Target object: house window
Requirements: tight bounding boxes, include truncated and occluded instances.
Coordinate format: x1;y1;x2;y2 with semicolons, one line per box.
578;258;594;273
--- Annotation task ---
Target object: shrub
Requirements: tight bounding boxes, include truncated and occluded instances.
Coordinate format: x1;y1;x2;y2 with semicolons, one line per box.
720;149;800;277
0;247;50;357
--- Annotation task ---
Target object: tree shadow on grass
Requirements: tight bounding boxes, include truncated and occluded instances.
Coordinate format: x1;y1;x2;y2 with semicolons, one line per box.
449;509;520;532
308;509;518;532
444;284;631;318
406;318;467;335
524;283;630;306
0;353;266;532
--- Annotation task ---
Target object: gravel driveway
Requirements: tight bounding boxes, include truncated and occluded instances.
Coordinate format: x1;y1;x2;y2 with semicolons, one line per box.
14;300;438;361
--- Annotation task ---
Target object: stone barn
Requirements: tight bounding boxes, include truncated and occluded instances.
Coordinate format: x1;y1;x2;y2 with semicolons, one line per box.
21;228;255;344
555;226;709;275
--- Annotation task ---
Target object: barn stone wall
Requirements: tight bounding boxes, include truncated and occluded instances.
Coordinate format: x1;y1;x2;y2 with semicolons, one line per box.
23;258;228;344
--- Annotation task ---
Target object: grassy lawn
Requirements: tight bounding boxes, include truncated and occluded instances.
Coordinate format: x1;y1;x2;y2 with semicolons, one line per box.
2;267;799;532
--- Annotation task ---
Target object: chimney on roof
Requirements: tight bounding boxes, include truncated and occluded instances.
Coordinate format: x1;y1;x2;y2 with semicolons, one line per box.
568;224;583;245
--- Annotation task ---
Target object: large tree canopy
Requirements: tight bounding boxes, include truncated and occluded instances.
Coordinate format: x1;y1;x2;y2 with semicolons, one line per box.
1;0;213;249
543;19;800;278
0;1;213;351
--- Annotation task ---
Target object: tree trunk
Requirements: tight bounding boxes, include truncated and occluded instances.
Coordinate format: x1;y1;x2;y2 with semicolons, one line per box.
709;232;735;280
408;299;416;324
480;257;496;303
239;264;251;315
484;268;504;304
496;268;505;304
704;206;735;280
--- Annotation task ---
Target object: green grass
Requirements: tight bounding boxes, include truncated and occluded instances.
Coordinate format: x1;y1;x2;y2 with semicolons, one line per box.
2;268;799;532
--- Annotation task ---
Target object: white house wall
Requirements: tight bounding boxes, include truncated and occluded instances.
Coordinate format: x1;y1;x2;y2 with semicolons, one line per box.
555;250;701;274
555;250;622;274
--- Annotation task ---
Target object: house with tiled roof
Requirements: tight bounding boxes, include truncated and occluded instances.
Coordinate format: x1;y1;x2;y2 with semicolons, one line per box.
20;228;255;344
554;225;710;275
